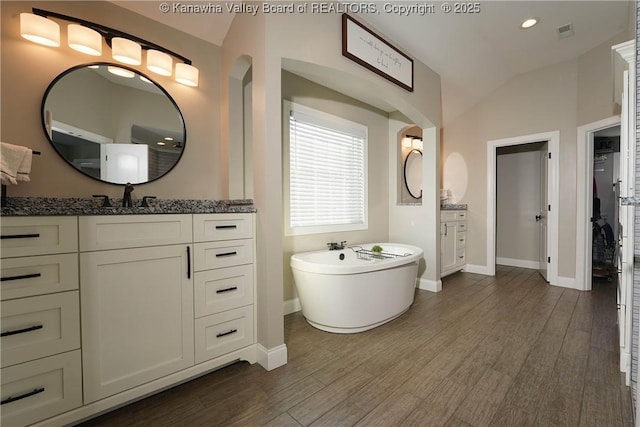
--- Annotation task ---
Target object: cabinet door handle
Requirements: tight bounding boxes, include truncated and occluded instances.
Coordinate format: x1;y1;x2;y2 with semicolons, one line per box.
216;251;237;258
216;286;238;294
216;329;237;338
1;324;43;338
1;273;42;282
187;246;191;279
1;387;45;405
215;225;237;230
0;233;40;240
444;224;448;236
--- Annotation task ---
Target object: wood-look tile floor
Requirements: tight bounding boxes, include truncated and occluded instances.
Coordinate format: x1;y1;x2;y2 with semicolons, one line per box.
79;266;634;427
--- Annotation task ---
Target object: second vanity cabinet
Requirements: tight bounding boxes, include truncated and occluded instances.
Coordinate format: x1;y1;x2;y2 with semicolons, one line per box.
441;209;467;277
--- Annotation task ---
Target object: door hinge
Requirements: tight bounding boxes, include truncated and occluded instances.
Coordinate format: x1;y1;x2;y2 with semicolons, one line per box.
548;153;551;159
548;257;551;263
548;204;551;211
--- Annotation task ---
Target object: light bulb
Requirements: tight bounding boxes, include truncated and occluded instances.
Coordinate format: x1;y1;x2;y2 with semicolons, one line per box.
20;13;60;47
68;24;102;56
112;37;141;65
175;63;199;87
147;50;172;76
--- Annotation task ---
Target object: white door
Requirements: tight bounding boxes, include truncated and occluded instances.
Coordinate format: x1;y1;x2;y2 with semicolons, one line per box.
80;244;194;403
100;144;148;184
538;142;549;281
618;69;634;356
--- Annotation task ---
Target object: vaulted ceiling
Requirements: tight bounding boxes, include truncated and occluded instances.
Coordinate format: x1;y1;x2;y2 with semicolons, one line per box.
114;1;633;125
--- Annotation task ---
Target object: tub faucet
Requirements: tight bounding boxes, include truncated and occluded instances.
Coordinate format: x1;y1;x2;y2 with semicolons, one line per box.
327;241;347;250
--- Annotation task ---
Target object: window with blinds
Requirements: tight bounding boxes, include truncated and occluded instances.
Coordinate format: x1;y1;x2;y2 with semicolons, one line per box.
284;101;368;236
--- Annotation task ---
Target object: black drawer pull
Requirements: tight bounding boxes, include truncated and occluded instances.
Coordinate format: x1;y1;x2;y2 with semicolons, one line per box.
0;233;40;240
187;246;191;279
216;286;238;294
216;329;238;338
1;324;44;338
216;251;237;258
216;225;237;230
1;273;42;282
1;387;45;405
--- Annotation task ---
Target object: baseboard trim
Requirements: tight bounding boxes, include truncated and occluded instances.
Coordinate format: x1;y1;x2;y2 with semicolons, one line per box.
621;351;631;385
496;257;540;270
257;344;288;371
284;298;301;315
463;264;492;275
417;277;442;292
553;276;580;290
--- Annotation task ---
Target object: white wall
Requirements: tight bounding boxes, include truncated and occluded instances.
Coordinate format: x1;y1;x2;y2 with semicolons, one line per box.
443;33;626;279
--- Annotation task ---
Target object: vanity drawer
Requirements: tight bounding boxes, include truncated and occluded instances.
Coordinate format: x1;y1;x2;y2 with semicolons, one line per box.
1;291;80;368
0;216;78;258
193;214;253;242
194;240;253;271
441;210;467;222
457;231;467;249
1;253;78;301
194;265;254;317
79;214;192;251
456;248;466;265
195;306;254;364
441;211;458;222
457;222;467;232
1;350;82;427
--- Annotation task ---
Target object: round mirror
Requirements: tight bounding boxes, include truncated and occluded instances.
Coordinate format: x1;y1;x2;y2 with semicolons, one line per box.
404;149;422;199
42;63;186;185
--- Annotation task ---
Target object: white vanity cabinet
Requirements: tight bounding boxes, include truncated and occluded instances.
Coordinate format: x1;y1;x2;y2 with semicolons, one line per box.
0;216;82;427
0;211;257;426
79;214;194;403
441;210;467;277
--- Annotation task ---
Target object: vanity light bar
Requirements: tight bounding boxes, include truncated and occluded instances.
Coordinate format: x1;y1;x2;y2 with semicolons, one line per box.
403;135;423;151
20;8;199;87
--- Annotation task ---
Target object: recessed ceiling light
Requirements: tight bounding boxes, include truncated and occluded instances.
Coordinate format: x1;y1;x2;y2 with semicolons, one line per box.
521;18;539;29
156;141;166;146
164;137;173;141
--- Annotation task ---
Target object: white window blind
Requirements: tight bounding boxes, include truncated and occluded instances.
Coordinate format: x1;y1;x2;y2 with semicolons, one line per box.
286;102;367;235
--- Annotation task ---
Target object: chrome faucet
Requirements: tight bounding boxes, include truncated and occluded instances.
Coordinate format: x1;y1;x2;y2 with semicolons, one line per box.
327;241;347;250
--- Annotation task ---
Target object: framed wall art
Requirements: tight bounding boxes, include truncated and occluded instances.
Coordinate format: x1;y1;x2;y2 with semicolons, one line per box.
342;14;414;92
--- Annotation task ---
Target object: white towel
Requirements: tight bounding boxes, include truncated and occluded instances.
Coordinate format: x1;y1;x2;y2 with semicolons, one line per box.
1;142;32;185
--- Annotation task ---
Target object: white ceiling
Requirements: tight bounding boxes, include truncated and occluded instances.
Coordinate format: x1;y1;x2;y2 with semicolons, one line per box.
113;1;633;125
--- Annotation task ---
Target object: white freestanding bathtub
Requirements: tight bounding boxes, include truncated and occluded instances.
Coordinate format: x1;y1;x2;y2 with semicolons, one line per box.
290;243;423;333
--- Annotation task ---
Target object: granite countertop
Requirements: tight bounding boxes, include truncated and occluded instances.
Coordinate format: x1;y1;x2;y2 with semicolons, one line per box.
441;203;468;210
0;197;256;216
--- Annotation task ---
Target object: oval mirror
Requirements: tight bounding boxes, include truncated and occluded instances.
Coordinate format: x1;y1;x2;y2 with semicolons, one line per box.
42;63;186;185
404;149;422;199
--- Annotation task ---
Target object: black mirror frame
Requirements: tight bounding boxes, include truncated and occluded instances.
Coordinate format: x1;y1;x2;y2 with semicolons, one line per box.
41;62;187;186
403;148;423;200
